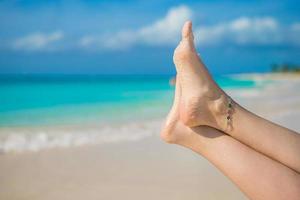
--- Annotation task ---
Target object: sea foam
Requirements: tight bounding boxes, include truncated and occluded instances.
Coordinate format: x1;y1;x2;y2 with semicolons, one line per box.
0;120;161;153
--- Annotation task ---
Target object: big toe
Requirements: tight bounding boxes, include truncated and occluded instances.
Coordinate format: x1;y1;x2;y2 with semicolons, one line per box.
180;21;196;51
174;21;197;65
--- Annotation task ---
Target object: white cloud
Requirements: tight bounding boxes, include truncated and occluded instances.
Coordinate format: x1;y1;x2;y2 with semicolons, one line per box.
194;17;281;46
79;5;192;50
79;6;300;51
137;5;192;45
79;31;136;50
13;31;64;51
11;5;300;52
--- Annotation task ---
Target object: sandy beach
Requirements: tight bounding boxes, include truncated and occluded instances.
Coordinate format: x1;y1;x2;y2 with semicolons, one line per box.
1;73;300;200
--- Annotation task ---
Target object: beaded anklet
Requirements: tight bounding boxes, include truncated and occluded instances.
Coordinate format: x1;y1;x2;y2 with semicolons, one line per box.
227;97;233;125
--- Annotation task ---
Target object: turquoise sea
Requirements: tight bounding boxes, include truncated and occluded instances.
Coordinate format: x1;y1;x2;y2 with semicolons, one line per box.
0;74;256;127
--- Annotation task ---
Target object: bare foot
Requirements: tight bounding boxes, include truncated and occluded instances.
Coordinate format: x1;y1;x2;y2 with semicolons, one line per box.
160;76;223;146
160;76;192;145
173;21;229;131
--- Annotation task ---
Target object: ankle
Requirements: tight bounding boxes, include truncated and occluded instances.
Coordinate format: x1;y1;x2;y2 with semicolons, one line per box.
210;93;235;132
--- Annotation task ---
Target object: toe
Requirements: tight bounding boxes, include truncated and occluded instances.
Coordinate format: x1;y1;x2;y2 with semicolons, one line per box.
182;20;193;40
181;21;195;51
173;21;197;65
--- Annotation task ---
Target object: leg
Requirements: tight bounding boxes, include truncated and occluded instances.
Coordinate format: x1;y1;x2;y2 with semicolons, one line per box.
160;79;300;200
224;101;300;173
181;127;300;200
173;21;300;173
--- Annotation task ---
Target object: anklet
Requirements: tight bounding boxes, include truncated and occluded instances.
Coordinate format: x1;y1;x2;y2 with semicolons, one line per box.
226;97;233;123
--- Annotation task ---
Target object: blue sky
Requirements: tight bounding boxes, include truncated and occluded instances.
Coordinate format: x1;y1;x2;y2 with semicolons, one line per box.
0;0;299;75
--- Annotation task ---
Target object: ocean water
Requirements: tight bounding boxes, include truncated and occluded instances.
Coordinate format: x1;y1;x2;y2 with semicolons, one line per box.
0;74;256;127
0;74;257;152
